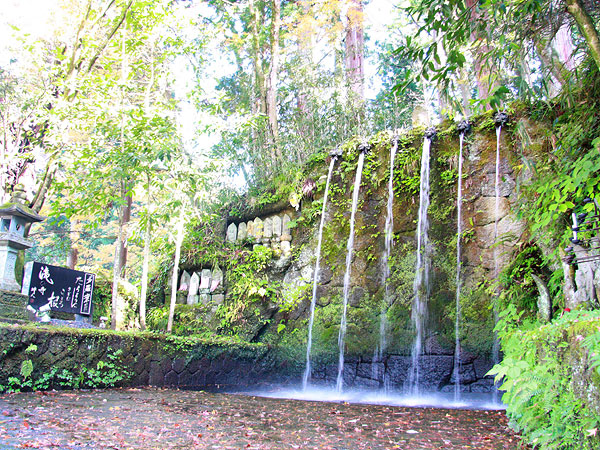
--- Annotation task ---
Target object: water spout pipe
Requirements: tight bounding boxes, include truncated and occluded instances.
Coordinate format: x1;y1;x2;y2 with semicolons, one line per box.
457;120;471;136
330;147;343;159
424;127;437;140
358;142;371;154
494;112;509;127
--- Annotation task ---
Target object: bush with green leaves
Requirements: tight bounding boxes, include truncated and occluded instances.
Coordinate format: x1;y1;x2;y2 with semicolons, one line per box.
1;347;132;393
489;306;600;449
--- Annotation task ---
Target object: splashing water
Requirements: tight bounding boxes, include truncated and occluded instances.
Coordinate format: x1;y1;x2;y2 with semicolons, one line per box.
407;135;433;396
374;137;398;392
303;156;338;391
453;132;465;401
336;151;366;393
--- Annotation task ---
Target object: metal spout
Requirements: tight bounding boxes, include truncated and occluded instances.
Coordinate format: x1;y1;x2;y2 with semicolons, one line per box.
424;127;437;140
457;120;471;136
494;112;509;127
358;142;371;154
330;147;343;159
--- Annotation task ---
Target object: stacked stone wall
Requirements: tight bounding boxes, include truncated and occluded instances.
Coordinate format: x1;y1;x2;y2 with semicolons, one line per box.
0;324;282;391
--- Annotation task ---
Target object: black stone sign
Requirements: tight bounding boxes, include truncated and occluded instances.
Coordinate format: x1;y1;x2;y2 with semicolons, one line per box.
27;262;95;315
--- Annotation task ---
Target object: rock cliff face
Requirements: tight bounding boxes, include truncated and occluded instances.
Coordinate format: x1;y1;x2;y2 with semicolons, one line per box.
175;111;559;392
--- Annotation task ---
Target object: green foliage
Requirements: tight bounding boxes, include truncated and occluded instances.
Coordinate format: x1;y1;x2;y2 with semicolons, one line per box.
490;307;600;449
393;0;600;113
92;276;113;324
4;347;132;393
497;244;550;315
147;304;213;338
216;246;280;336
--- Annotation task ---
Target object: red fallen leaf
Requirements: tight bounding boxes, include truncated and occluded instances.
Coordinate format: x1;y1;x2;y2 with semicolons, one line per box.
22;420;30;429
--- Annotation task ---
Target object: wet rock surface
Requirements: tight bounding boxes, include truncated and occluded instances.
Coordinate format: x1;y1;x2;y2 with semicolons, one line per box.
0;387;523;449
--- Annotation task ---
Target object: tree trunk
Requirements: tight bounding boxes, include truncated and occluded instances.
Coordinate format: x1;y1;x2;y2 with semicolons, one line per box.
139;177;151;331
67;217;79;269
118;191;132;276
111;214;124;330
167;209;186;333
250;0;267;116
554;19;575;71
535;39;566;95
344;0;365;102
465;0;497;105
266;0;282;166
565;0;600;72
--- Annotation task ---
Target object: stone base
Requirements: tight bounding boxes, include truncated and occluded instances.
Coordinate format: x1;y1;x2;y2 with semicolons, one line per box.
0;289;29;322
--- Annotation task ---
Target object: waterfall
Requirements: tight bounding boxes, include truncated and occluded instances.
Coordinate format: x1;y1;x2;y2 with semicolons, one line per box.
407;130;434;396
303;154;338;391
492;112;507;404
336;149;367;393
374;136;398;392
453;123;469;401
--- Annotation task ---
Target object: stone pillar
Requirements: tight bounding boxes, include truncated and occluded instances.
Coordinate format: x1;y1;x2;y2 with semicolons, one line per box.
247;221;255;240
0;242;20;292
238;222;248;241
254;218;264;240
211;266;223;294
187;272;200;305
281;214;292;256
272;215;282;238
226;223;237;243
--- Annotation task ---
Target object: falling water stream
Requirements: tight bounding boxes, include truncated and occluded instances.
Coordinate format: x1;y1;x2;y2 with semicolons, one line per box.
373;136;399;391
407;132;434;396
303;155;338;391
453;126;467;401
492;113;507;404
336;150;366;393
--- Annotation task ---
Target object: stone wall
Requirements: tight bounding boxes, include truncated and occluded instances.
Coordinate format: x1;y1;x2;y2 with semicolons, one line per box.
0;289;28;322
162;111;560;393
0;324;282;391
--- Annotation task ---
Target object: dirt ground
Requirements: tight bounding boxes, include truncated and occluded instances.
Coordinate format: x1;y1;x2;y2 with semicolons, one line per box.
0;387;523;449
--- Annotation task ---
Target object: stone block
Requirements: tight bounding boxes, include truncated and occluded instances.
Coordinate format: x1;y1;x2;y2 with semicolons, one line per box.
211;294;224;305
473;357;495;379
263;217;273;238
473;197;510;226
211;266;223;292
172;358;186;374
176;292;187;304
282;214;291;236
272;215;282;237
200;269;211;290
469;378;496;393
226;223;237;242
0;290;30;322
237;222;247;240
451;362;477;384
164;370;178;386
179;271;191;292
149;362;164;386
254;218;264;239
246;221;255;239
425;335;453;355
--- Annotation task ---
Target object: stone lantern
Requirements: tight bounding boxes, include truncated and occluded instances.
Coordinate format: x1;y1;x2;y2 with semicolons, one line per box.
0;186;44;292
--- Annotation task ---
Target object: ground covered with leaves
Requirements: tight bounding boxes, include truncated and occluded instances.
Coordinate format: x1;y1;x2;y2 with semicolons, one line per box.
0;387;524;449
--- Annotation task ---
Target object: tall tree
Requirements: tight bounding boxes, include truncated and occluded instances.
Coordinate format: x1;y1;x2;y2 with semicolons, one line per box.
1;0;135;213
